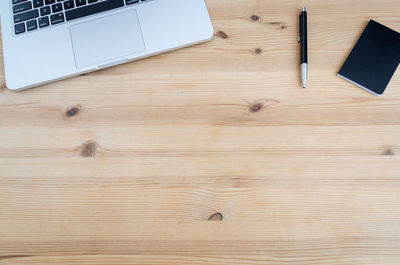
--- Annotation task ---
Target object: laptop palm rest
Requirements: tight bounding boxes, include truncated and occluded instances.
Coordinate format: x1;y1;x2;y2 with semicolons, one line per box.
70;10;146;68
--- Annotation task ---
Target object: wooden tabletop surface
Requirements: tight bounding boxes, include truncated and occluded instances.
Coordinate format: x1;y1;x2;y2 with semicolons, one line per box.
1;0;400;264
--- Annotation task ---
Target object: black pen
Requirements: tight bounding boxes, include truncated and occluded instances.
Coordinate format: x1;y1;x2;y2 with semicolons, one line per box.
298;6;308;88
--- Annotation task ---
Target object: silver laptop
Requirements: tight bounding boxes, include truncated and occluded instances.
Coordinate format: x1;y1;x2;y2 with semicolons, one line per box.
0;0;214;91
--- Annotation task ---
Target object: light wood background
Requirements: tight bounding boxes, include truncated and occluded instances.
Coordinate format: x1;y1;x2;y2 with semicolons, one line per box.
1;0;400;264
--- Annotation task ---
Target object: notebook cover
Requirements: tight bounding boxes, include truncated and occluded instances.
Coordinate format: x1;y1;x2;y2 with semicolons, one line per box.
338;20;400;96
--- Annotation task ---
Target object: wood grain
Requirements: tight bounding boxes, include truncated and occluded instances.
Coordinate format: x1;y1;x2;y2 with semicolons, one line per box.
1;0;400;264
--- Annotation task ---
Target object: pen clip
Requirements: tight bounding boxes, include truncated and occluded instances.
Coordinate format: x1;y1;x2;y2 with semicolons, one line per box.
298;14;301;42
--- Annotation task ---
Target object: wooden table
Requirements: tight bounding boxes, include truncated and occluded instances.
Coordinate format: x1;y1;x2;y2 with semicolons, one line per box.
1;0;400;264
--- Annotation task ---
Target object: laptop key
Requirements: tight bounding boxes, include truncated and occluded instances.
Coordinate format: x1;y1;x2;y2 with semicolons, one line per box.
52;3;63;12
64;0;75;10
45;0;55;5
66;0;124;21
33;0;44;8
38;16;50;27
14;23;26;34
125;0;139;5
12;0;28;4
13;1;32;14
40;6;51;16
26;19;38;31
50;12;64;25
75;0;87;7
14;9;39;23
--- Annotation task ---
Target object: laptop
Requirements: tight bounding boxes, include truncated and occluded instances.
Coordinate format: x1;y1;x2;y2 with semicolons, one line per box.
0;0;214;91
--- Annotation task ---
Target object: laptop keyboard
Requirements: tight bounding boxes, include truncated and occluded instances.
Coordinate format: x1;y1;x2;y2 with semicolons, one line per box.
12;0;150;35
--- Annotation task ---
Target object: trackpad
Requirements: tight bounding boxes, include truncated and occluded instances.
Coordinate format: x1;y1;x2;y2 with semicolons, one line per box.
70;10;146;68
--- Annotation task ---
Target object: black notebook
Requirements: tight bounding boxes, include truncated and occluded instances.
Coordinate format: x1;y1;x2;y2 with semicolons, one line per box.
338;20;400;96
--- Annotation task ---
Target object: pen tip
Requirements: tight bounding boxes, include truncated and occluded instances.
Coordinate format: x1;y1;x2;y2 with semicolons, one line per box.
302;6;306;11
